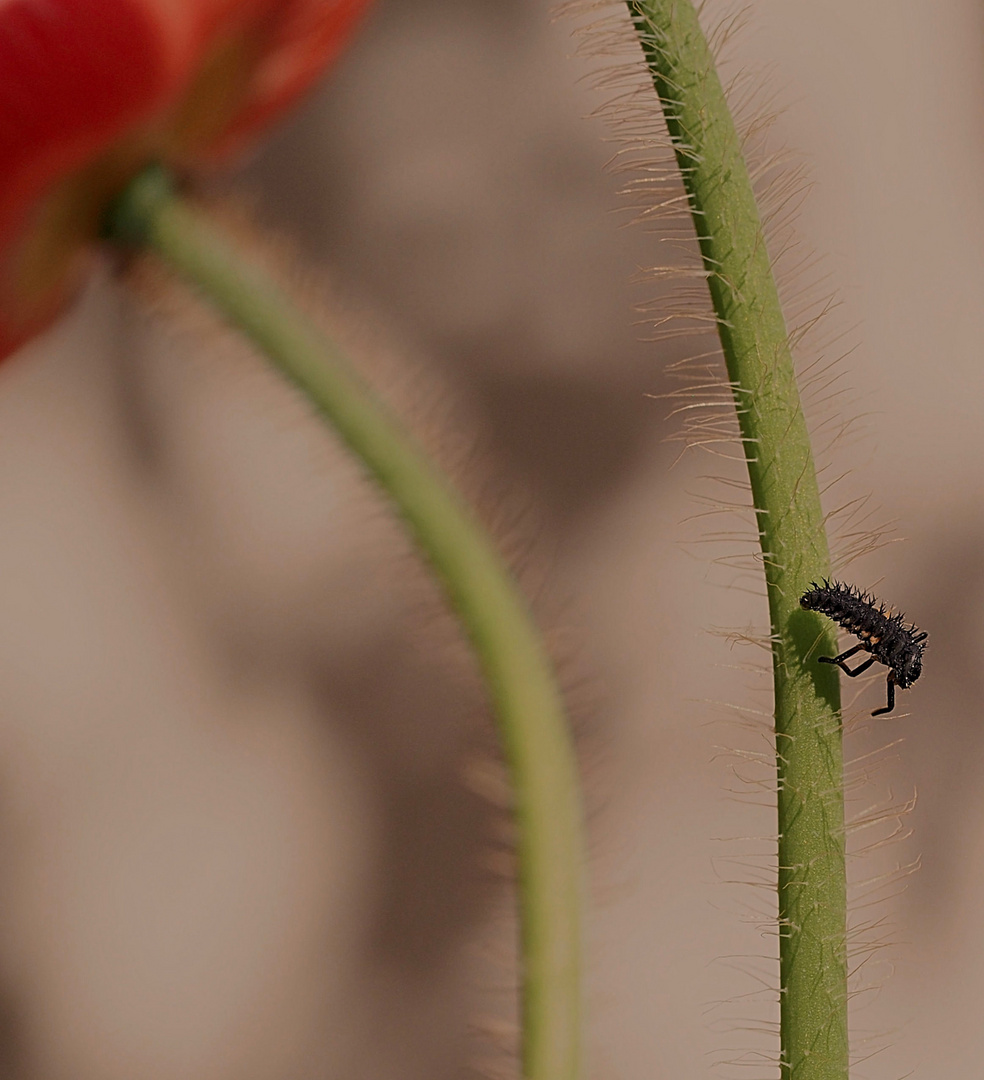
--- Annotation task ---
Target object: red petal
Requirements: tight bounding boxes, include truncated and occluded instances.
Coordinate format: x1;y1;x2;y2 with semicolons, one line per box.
0;0;374;359
213;0;373;155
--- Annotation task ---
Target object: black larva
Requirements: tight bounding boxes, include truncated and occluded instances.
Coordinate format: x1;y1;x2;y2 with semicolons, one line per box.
799;580;927;716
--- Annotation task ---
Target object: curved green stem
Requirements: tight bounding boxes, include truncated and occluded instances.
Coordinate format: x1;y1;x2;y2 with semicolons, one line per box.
624;3;848;1077
104;166;582;1080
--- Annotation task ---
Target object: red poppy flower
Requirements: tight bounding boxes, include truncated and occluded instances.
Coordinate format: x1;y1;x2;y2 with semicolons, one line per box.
0;0;372;359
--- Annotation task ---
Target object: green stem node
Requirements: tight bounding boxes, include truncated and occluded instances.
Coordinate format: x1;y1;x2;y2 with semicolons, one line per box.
105;166;583;1080
624;3;848;1077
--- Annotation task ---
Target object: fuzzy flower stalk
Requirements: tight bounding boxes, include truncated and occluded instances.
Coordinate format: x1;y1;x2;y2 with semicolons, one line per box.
0;5;584;1080
623;2;848;1078
105;166;583;1080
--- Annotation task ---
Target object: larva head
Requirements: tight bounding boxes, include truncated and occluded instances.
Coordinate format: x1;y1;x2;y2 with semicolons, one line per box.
897;634;927;689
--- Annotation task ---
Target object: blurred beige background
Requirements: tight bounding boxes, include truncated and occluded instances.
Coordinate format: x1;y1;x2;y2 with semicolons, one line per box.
0;1;981;1077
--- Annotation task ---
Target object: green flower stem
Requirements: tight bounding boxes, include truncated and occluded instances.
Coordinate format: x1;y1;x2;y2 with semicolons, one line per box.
104;166;582;1080
624;3;848;1077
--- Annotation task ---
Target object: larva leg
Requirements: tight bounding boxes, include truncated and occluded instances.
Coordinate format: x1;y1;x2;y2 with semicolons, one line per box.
836;655;876;678
872;675;896;717
818;643;876;676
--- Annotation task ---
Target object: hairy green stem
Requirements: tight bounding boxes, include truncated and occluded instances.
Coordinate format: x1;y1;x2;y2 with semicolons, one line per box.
624;2;848;1077
104;166;582;1080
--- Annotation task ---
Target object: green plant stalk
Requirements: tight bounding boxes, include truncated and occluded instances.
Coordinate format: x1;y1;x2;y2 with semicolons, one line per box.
624;3;848;1077
104;167;582;1080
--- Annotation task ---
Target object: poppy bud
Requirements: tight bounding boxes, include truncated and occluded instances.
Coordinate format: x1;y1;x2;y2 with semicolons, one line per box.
0;0;372;358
